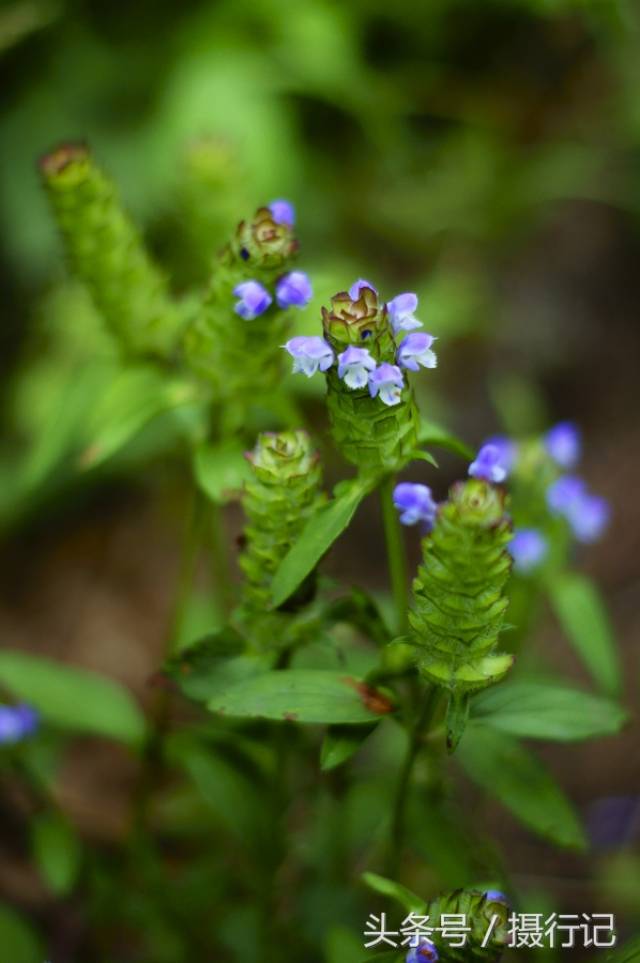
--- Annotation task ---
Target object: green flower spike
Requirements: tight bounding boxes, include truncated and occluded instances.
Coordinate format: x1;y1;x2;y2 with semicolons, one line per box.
427;888;509;962
40;143;183;359
182;205;299;407
321;286;419;473
408;479;514;751
239;431;324;637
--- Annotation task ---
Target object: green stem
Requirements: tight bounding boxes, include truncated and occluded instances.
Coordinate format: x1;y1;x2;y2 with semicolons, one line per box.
386;685;441;877
380;475;409;634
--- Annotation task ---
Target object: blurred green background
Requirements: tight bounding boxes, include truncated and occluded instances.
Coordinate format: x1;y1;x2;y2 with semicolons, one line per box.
1;0;639;960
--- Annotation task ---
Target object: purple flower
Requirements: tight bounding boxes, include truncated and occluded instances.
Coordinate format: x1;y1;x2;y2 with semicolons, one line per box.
349;278;378;299
337;346;376;389
268;198;295;226
368;363;404;406
406;940;439;962
484;435;517;474
567;493;610;543
284;336;334;377
393;482;437;528
545;421;581;468
509;528;548;573
484;890;510;906
397;332;437;371
546;475;586;514
0;703;39;745
386;292;422;333
275;271;312;309
468;444;508;484
233;280;272;320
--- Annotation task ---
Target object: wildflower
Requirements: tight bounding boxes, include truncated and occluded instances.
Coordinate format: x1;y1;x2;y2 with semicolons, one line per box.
397;332;437;371
233;207;298;268
369;363;404;406
284;336;334;377
545;421;581;468
468;444;508;484
268;198;295;226
0;704;39;745
387;292;422;333
483;890;510;905
275;271;312;309
337;346;376;389
567;492;610;543
484;434;517;474
509;529;548;573
322;285;381;343
349;278;378;299
393;482;437;528
233;280;272;320
546;475;586;515
406;940;439;962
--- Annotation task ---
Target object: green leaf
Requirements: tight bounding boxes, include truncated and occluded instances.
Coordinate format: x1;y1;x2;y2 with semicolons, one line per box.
361;872;427;914
271;477;371;608
457;726;587;851
0;650;146;746
320;723;377;770
548;572;620;696
0;903;43;963
193;439;252;504
208;670;395;724
165;627;269;703
471;681;627;741
607;937;640;962
31;812;82;896
408;449;439;468
418;419;474;460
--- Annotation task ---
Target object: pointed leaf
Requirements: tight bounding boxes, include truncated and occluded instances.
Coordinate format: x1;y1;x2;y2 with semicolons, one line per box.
31;812;82;896
418;419;474;460
361;872;427;915
320;723;378;770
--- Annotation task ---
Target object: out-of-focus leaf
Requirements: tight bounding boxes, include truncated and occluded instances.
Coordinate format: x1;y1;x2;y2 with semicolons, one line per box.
0;903;42;963
418;419;474;460
208;670;395;724
607;936;640;962
325;925;364;963
361;872;427;915
408;449;439;469
320;723;377;771
457;726;587;851
271;477;372;608
0;650;146;746
31;811;82;896
548;572;620;697
193;439;252;504
165;627;269;703
470;681;627;741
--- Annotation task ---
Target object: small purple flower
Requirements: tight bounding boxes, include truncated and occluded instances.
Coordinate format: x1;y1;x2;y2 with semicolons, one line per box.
337;346;376;389
349;278;378;299
468;444;508;484
275;271;312;308
386;292;423;333
368;362;404;406
393;482;437;528
0;703;39;745
268;198;295;226
567;493;610;543
484;434;518;474
397;332;437;371
484;890;510;906
546;475;586;515
406;940;439;962
233;280;272;320
509;529;548;573
545;421;581;468
284;336;334;377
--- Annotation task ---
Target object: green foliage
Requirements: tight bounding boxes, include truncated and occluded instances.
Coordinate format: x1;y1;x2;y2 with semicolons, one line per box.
31;811;82;896
320;723;377;770
0;904;43;963
193;439;253;504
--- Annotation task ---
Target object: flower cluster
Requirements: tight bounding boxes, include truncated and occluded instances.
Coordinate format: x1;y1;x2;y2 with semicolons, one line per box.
0;703;39;745
283;281;436;407
232;201;312;320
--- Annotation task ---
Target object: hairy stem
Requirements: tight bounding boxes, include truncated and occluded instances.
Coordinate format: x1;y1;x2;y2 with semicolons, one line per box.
380;475;409;634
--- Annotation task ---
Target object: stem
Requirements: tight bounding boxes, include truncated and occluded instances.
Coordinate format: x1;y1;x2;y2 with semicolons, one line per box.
208;500;234;617
380;475;409;634
386;685;441;877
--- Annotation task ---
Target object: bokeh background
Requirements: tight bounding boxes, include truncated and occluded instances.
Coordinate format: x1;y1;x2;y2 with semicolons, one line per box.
0;0;639;960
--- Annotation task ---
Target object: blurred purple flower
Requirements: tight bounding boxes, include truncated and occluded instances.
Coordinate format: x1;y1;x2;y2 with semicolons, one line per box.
349;278;377;299
484;435;517;474
0;703;39;745
337;346;376;389
509;528;548;573
275;271;312;308
546;475;585;514
393;482;437;528
386;293;422;333
406;940;439;962
547;476;610;542
268;199;295;226
545;421;581;468
468;444;508;484
484;890;510;906
233;280;272;320
368;362;404;406
284;336;334;377
397;332;437;371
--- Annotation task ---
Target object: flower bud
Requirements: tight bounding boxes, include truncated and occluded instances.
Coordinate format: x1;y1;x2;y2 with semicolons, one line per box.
425;888;509;962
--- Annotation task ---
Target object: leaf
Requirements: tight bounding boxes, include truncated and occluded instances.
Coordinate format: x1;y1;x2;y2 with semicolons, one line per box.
31;812;82;896
361;872;427;914
271;477;372;608
457;726;587;851
320;723;378;770
0;650;146;746
165;627;269;703
193;439;252;504
470;681;627;741
607;937;640;962
418;419;474;460
408;449;439;469
0;903;43;963
208;670;395;724
548;572;620;696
